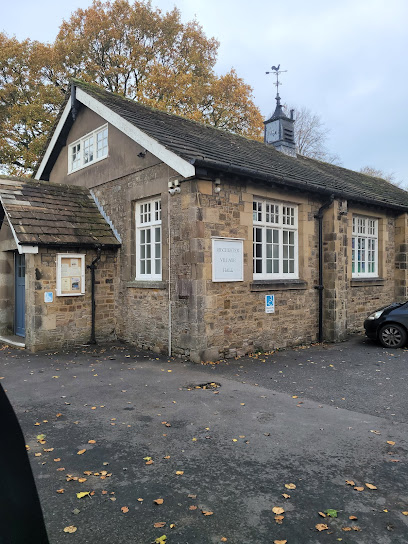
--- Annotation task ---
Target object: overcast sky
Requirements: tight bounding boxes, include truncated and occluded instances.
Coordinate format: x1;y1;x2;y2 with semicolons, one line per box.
3;0;408;185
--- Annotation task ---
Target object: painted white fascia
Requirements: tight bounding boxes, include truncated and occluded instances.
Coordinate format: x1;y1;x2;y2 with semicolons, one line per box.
76;88;195;178
35;100;72;180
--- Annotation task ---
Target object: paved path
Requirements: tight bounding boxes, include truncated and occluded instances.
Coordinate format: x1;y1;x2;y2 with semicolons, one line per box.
1;335;407;543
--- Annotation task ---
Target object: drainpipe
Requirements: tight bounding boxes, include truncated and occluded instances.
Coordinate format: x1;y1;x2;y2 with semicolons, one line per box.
87;247;102;345
314;195;334;343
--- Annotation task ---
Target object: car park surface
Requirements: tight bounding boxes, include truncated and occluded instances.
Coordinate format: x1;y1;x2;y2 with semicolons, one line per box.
1;335;408;543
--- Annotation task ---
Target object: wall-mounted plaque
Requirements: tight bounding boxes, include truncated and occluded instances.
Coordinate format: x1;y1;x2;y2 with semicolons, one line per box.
212;238;243;282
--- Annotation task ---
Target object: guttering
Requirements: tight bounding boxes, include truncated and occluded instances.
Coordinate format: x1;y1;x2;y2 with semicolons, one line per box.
191;158;408;213
314;195;335;343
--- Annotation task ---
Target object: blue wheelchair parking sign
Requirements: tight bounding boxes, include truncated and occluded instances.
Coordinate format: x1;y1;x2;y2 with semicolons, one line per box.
265;294;275;313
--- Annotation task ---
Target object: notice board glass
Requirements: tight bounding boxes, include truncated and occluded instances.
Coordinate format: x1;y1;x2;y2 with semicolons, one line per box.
56;254;85;296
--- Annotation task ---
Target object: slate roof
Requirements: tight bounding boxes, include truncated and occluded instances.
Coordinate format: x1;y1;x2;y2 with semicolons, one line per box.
0;176;120;248
38;79;408;212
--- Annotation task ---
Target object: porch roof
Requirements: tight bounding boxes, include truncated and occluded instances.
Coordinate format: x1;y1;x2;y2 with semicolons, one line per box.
0;176;121;249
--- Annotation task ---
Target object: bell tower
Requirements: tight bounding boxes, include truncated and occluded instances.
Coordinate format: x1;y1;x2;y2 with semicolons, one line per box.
264;66;296;157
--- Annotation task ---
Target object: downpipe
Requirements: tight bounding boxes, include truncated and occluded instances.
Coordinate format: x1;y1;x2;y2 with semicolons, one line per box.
314;196;334;343
87;247;102;345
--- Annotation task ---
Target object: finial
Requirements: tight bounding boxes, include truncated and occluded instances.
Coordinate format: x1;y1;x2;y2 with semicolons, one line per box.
266;65;288;102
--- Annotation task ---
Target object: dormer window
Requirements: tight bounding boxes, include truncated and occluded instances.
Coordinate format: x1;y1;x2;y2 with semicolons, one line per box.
68;124;108;173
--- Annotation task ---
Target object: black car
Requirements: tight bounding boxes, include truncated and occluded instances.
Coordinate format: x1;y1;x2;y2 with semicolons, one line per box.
364;301;408;348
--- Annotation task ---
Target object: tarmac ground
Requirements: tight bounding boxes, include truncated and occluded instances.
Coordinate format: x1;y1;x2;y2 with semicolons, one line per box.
1;334;408;544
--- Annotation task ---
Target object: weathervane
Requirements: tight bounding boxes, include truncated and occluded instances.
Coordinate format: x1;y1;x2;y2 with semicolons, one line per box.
265;64;287;100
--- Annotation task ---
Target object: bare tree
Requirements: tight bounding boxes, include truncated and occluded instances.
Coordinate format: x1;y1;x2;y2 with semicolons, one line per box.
284;105;341;165
359;166;404;187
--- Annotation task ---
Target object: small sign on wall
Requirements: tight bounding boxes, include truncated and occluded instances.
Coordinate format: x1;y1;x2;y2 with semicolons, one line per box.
265;294;275;313
212;238;244;282
44;291;54;303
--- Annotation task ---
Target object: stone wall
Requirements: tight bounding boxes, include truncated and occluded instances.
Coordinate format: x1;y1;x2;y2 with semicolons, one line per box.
25;247;118;351
0;222;17;335
182;178;322;362
91;163;174;353
346;206;397;333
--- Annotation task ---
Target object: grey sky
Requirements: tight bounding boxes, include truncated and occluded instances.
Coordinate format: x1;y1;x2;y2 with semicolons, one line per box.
3;0;408;184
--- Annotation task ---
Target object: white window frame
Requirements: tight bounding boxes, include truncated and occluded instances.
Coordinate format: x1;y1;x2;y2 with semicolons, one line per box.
352;215;378;278
56;254;86;296
68;124;108;173
135;198;162;281
253;198;298;280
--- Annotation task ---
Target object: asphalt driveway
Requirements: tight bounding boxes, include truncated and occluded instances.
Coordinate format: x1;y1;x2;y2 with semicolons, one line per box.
1;334;407;543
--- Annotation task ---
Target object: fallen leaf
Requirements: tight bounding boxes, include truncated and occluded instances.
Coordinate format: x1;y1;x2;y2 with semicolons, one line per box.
137;498;143;502
365;483;377;490
325;509;338;518
163;456;171;460
349;515;358;520
154;522;166;528
170;524;175;529
354;487;364;492
318;512;326;518
353;526;361;531
189;505;198;510
76;492;91;499
221;539;228;542
402;512;408;516
63;526;77;533
102;490;108;495
154;536;167;544
202;510;214;516
188;494;197;499
83;471;93;475
285;483;296;490
57;468;65;471
274;541;287;544
176;471;184;475
56;489;64;494
146;460;154;465
154;498;164;505
316;524;329;531
345;480;355;486
370;430;381;435
77;449;86;455
44;448;54;452
36;434;46;440
78;478;87;483
34;453;42;457
387;440;396;446
121;506;129;513
274;515;284;524
54;458;61;462
342;527;352;532
272;507;285;515
88;440;96;444
56;413;62;417
282;494;291;499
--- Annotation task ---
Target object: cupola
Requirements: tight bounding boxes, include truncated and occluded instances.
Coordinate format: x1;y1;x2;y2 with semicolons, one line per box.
264;66;296;157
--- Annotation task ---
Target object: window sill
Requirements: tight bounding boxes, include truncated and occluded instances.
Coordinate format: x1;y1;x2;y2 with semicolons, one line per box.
126;280;167;289
250;279;307;292
350;277;385;287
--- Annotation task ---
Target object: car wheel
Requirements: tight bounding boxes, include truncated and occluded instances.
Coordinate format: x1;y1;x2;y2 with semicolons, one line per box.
378;323;407;348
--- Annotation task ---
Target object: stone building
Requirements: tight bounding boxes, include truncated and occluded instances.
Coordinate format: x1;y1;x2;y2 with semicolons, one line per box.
1;79;407;358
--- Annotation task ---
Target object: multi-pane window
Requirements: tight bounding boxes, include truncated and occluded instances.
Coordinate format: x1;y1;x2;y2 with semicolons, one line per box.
69;124;108;172
136;198;162;280
352;215;378;277
253;199;298;279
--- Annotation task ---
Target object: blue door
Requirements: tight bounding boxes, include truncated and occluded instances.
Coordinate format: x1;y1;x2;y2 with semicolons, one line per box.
15;253;25;337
